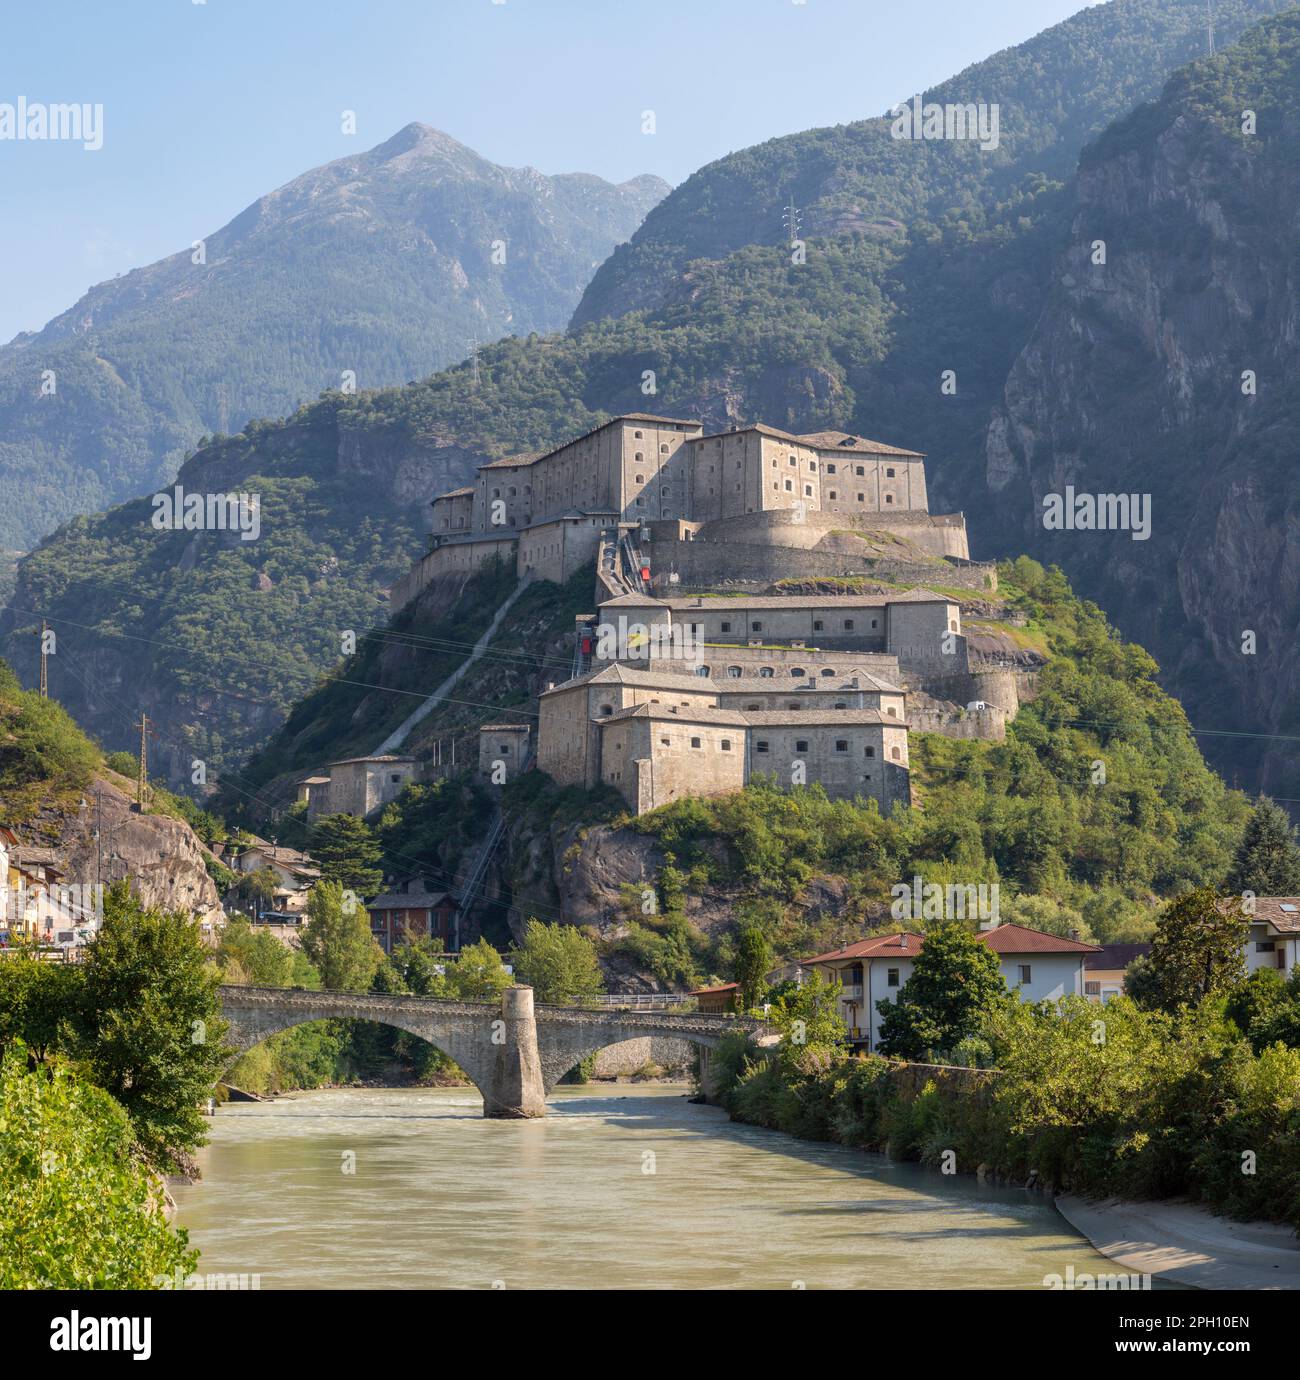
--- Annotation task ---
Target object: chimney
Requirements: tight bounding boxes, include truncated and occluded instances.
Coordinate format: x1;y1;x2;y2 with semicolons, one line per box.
1068;929;1080;941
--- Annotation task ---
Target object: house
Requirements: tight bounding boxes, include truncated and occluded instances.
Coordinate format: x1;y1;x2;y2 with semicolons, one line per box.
1084;942;1151;1003
229;841;321;914
802;923;1101;1049
1227;897;1300;976
307;755;418;820
366;883;457;956
689;982;740;1014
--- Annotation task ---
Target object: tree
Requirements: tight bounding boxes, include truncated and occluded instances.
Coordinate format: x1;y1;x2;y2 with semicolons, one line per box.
511;920;604;1005
299;881;384;992
233;866;280;913
1226;796;1300;898
0;957;83;1064
733;925;771;1010
766;969;848;1071
876;925;1006;1060
76;884;229;1171
443;938;513;1000
0;1045;198;1288
307;814;384;895
1131;886;1248;1014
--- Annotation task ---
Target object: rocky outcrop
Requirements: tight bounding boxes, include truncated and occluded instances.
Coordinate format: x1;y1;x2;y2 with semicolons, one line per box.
22;771;223;923
984;48;1300;799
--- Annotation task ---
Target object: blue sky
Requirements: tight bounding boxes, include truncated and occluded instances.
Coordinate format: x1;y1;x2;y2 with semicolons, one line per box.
1;0;1091;341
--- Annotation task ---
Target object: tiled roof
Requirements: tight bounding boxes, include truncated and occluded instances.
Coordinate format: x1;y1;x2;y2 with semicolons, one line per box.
804;922;1100;965
658;594;892;610
1221;896;1300;933
328;754;417;766
689;982;740;995
798;430;926;458
697;422;812;446
479;451;543;470
1085;942;1152;971
368;890;452;911
431;487;474;501
479;723;531;732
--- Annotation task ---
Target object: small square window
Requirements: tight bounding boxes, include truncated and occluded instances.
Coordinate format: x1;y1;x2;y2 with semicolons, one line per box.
835;740;848;752
755;741;770;754
887;968;900;987
690;736;702;749
1018;965;1032;985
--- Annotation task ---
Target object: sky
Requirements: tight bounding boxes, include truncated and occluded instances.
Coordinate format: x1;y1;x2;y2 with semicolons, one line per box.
1;0;1092;341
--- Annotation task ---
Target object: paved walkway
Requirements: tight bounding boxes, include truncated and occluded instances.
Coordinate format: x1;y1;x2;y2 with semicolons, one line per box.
1056;1195;1300;1290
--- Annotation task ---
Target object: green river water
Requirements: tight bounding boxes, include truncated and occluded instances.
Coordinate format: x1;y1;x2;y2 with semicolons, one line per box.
170;1084;1158;1290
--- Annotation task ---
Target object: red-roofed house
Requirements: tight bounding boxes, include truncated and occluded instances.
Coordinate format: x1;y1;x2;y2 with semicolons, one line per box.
802;923;1100;1048
1221;897;1300;976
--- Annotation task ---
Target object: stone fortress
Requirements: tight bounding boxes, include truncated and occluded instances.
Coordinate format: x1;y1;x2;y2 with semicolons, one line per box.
381;413;1039;819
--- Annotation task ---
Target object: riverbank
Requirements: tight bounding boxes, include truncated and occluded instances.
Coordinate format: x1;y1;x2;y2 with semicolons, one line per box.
1056;1195;1300;1290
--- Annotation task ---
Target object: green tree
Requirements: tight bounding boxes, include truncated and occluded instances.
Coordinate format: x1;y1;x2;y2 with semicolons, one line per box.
308;814;384;894
876;925;1006;1060
733;925;771;1011
444;938;513;1000
216;917;300;987
1130;886;1248;1014
0;958;83;1063
299;881;384;992
0;1045;198;1288
233;865;280;913
1225;796;1300;898
766;969;848;1069
76;885;229;1171
511;920;604;1005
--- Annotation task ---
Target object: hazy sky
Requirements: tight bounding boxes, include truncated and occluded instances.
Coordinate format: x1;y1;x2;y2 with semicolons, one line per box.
2;0;1092;341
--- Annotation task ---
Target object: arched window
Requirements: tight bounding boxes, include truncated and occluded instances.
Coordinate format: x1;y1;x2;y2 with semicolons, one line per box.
759;667;774;679
891;746;902;760
727;666;742;678
696;665;710;677
790;667;806;678
820;668;835;677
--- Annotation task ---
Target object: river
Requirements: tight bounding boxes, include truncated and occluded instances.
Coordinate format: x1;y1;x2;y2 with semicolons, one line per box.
171;1084;1160;1290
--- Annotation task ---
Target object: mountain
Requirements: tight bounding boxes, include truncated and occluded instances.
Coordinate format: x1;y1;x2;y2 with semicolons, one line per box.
571;0;1291;327
984;9;1300;799
0;123;668;548
6;0;1296;792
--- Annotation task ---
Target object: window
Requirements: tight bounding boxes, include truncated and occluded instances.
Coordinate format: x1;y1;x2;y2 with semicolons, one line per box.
492;488;501;498
696;666;710;677
751;621;763;632
720;621;731;633
795;739;809;752
857;493;865;502
690;736;702;749
856;466;865;476
391;774;402;783
634;430;643;439
784;480;793;491
508;486;516;496
1257;941;1277;953
813;620;824;631
790;667;805;677
827;464;837;475
885;494;894;504
788;456;796;466
864;745;875;758
1084;981;1101;996
809;461;817;471
727;666;742;678
759;667;774;678
600;705;613;716
885;467;895;478
891;746;902;760
803;484;812;496
836;740;850;753
870;618;879;630
844;619;854;631
635;474;644;483
720;739;732;751
828;490;837;499
661;487;669;496
745;703;760;711
1018;965;1032;985
660;737;672;746
635;452;644;462
821;668;835;677
887;968;900;987
786;703;800;710
834;701;847;709
755;740;770;753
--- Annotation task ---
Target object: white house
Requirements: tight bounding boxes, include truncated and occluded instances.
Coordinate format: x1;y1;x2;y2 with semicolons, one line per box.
803;922;1100;1049
1226;897;1300;976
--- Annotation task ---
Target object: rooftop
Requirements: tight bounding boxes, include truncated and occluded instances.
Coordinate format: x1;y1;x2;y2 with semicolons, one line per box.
1221;896;1300;933
602;703;749;728
741;708;904;727
798;430;926;458
805;922;1101;965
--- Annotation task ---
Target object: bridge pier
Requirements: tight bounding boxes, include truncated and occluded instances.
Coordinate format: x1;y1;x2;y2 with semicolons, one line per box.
484;986;547;1119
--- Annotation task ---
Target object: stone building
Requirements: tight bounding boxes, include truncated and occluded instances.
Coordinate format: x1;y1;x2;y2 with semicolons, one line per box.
307;755;418;820
396;414;965;605
536;663;911;815
478;724;531;783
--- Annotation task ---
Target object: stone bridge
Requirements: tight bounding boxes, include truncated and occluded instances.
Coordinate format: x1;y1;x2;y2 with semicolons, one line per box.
217;984;760;1118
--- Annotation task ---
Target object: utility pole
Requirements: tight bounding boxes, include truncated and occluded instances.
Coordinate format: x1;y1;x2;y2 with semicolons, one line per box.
1207;0;1215;54
136;714;150;810
468;335;480;389
38;621;48;699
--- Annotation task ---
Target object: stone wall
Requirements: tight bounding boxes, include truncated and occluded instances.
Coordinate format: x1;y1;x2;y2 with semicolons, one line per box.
590;1036;695;1076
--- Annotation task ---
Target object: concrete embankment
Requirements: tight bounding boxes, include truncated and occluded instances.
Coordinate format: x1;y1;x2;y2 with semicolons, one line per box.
1056;1195;1300;1290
